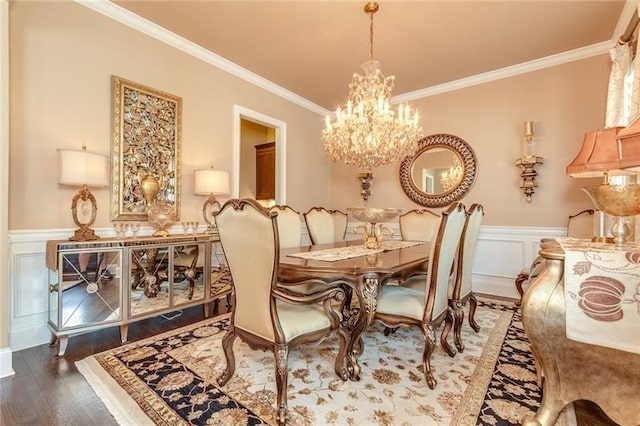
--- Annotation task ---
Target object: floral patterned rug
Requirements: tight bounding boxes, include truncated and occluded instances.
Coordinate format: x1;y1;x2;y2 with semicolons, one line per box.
76;301;552;425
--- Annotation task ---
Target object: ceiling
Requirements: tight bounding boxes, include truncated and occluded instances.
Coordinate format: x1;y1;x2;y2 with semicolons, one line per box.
111;1;629;111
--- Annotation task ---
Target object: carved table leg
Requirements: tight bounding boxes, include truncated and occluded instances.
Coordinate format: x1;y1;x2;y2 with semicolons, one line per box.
344;273;379;381
514;271;529;307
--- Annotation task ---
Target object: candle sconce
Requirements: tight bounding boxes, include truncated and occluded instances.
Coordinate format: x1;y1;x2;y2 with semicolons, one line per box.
358;172;374;202
515;121;544;202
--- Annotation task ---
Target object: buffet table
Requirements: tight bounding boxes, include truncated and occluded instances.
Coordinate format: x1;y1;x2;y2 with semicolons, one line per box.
521;239;640;425
46;233;226;356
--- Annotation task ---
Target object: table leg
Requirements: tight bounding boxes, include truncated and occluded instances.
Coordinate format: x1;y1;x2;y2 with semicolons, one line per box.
56;335;69;357
343;273;379;381
120;324;129;343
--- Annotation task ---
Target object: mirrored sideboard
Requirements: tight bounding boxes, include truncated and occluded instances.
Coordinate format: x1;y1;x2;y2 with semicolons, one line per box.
45;233;227;356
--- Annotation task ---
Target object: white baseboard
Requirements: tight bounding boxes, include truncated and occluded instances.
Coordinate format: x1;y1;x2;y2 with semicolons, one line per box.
0;347;15;378
473;274;520;300
9;320;52;352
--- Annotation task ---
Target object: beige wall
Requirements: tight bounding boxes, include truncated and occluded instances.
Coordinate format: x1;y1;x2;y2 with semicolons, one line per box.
330;55;610;227
8;1;329;231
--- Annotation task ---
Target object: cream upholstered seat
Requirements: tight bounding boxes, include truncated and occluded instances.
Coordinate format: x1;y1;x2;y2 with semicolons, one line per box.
398;209;441;290
374;202;466;389
303;207;347;245
514;209;595;307
448;203;484;352
270;205;302;249
215;199;348;425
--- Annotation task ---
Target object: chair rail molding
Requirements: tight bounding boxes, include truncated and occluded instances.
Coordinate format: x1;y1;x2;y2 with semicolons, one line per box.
8;224;564;351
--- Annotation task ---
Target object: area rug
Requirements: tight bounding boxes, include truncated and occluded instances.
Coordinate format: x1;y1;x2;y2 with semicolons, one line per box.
76;301;551;425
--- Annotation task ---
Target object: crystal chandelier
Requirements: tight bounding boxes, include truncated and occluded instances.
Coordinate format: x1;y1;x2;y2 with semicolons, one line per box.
322;2;424;172
440;156;463;192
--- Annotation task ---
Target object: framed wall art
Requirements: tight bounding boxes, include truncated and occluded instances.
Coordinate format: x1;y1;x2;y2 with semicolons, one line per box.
110;76;182;221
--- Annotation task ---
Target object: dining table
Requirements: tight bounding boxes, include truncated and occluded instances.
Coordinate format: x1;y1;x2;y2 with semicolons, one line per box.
278;239;430;381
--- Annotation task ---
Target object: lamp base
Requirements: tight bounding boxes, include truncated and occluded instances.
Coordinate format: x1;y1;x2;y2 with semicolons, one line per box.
202;195;221;233
69;225;100;241
611;216;632;250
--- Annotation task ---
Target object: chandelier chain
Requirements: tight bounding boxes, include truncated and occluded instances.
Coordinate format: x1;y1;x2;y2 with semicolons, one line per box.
369;6;374;60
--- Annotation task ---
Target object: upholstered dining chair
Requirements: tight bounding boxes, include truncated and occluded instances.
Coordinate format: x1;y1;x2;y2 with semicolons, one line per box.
399;209;441;242
447;203;484;353
215;198;348;426
303;207;348;245
270;205;302;249
398;209;441;290
567;208;596;239
374;202;466;389
514;209;596;307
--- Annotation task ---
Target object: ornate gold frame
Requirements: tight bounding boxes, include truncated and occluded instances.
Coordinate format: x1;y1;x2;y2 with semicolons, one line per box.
399;134;477;208
111;76;182;221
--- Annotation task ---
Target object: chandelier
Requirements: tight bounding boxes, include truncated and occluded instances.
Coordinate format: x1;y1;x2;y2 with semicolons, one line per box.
440;156;463;192
322;2;424;172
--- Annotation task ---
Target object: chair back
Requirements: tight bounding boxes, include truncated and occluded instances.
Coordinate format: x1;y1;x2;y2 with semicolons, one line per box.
216;199;279;342
399;209;441;242
567;209;595;239
423;203;466;321
332;210;348;242
304;207;347;245
270;205;302;249
453;204;484;300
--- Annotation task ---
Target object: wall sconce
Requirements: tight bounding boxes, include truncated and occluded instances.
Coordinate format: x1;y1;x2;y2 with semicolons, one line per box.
515;121;544;202
194;167;230;232
58;145;109;241
358;172;373;203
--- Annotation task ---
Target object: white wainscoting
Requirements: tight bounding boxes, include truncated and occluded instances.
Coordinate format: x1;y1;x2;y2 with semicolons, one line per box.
7;224;564;351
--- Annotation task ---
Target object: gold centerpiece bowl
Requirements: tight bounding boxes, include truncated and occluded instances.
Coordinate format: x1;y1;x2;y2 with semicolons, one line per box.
583;183;640;249
347;207;401;249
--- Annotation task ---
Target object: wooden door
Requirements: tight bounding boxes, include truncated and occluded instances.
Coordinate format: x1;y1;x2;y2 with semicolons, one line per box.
255;142;275;200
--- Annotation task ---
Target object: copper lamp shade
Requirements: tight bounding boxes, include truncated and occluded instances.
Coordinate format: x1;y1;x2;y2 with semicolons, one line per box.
566;127;624;178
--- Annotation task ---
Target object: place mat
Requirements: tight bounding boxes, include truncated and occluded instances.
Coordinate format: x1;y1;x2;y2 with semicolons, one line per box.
287;240;425;262
558;237;640;355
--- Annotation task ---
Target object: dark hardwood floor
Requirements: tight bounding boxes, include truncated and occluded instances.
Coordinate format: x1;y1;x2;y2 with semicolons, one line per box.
0;304;224;426
0;300;617;426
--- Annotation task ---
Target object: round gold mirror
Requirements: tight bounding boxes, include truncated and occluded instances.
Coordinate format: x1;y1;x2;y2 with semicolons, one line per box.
399;134;477;207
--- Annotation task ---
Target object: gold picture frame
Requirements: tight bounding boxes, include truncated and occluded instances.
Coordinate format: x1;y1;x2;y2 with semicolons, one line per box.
111;76;182;221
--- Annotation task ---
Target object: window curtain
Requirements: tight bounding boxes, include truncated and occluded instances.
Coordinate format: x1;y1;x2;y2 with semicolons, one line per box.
605;43;631;128
630;4;640;120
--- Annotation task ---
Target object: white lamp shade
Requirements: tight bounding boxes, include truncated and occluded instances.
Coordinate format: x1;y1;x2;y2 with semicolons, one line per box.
194;169;230;195
58;148;109;187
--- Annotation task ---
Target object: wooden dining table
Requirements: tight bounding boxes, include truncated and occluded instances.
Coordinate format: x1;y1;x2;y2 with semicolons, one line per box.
278;239;430;381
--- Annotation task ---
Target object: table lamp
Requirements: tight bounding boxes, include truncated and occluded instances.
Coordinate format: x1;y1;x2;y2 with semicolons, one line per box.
566;126;640;248
194;167;230;232
58;145;109;241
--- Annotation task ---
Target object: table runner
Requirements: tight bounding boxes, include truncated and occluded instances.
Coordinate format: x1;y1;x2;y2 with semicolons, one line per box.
287;240;425;262
558;237;640;355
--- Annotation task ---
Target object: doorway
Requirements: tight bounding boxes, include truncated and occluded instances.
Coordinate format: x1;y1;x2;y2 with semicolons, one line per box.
232;105;286;206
